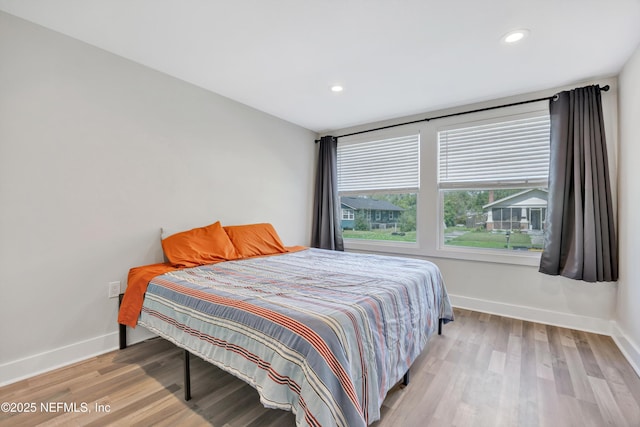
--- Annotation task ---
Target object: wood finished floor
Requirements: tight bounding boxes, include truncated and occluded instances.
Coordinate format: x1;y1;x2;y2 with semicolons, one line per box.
1;308;639;426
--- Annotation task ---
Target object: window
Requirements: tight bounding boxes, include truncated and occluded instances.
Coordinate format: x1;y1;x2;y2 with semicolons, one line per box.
332;98;553;266
438;115;550;253
337;134;419;243
342;208;354;220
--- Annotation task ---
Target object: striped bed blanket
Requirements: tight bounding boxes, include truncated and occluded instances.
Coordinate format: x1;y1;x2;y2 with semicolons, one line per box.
138;248;453;426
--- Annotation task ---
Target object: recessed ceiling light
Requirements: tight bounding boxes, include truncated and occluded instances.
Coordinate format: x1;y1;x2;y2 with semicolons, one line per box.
502;29;529;44
330;85;344;93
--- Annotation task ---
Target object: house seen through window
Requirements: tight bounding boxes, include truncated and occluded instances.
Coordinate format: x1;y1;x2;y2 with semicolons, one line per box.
339;193;417;242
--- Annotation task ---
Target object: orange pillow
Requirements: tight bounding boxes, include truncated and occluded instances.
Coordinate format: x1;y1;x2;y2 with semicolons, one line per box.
224;223;287;258
161;221;239;267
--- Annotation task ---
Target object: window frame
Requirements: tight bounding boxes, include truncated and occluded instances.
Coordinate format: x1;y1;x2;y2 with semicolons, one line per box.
337;128;421;249
342;208;354;220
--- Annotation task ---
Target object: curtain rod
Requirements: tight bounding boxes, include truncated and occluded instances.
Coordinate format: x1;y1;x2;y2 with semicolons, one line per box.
315;84;610;143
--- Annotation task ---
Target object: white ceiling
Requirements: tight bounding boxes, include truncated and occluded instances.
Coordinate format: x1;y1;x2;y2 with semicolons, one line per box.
1;0;639;133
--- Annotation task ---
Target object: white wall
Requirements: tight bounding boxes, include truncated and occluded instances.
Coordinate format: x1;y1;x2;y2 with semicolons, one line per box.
0;12;317;385
615;41;640;374
332;79;620;335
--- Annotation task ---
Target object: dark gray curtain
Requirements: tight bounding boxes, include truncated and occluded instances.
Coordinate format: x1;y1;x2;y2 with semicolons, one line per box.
539;85;617;282
311;136;344;251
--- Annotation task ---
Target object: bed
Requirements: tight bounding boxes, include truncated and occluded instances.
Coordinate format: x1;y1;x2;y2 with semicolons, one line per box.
118;222;453;427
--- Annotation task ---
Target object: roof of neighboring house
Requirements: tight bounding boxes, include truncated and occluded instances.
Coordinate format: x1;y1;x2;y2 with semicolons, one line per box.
341;197;404;211
483;188;548;209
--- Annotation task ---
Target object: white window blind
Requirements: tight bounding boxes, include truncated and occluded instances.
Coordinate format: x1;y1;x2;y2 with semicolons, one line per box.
337;134;420;193
438;115;550;189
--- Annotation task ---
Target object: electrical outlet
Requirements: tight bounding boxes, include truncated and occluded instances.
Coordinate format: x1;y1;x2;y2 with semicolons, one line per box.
108;281;121;299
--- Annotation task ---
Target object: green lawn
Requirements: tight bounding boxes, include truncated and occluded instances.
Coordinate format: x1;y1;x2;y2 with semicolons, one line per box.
343;228;542;250
446;230;540;250
342;229;417;242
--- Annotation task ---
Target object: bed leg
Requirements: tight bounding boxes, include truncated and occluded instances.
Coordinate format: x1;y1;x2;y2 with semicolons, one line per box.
119;324;127;349
184;349;192;401
402;370;410;387
438;318;443;335
118;293;127;349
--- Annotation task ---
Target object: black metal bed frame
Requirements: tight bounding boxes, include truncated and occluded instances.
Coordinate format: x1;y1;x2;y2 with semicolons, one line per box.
119;293;444;401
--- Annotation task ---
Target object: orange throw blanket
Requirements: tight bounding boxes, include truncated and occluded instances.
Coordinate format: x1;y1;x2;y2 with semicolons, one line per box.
118;263;179;327
118;246;307;328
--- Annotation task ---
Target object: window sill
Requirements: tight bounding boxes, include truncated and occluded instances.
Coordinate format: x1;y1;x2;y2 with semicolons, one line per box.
343;239;420;255
429;246;542;267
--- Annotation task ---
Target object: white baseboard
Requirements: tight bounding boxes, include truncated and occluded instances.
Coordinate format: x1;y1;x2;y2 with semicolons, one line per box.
0;327;156;387
610;322;640;378
449;294;613;335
